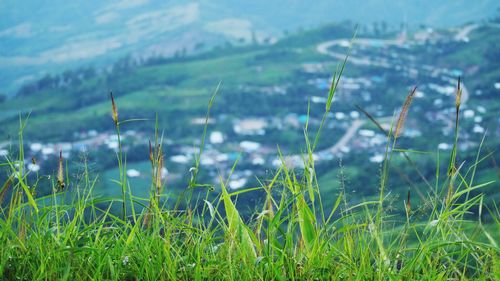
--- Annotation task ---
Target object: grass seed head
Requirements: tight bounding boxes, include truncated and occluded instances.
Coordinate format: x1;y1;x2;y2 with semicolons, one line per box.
0;175;13;204
394;86;417;138
405;189;411;215
455;77;462;110
155;148;164;193
110;92;119;126
18;223;26;241
148;140;154;164
57;150;65;190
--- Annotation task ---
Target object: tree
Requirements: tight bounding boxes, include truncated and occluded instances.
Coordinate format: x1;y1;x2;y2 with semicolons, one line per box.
194;42;205;51
485;42;500;68
37;74;56;90
251;30;258;45
380;21;388;34
373;22;380;36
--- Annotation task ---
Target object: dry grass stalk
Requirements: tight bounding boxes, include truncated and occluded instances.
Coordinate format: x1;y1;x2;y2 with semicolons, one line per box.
143;209;152;228
155;149;164;196
448;78;462;176
267;194;274;219
445;181;454;207
144;143;164;228
187;208;193;224
355;104;388;135
454;77;462;141
455;77;462;110
0;175;13;204
394;86;417;138
57;150;65;190
18;221;26;241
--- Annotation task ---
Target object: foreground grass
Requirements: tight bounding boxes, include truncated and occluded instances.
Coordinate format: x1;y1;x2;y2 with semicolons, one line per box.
1;73;499;280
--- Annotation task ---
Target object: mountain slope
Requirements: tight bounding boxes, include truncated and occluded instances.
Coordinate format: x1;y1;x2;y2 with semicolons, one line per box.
1;0;499;94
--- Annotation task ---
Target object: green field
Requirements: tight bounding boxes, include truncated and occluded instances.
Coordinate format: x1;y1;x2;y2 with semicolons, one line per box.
1;21;499;280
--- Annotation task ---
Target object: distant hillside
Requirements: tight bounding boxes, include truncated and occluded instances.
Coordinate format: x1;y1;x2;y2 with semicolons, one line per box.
0;19;498;219
0;0;499;94
1;21;499;143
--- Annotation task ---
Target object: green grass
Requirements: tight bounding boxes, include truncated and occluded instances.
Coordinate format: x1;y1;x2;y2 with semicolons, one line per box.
1;69;499;281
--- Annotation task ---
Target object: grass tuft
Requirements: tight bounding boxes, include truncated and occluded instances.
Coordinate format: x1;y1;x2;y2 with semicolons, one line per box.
0;69;498;280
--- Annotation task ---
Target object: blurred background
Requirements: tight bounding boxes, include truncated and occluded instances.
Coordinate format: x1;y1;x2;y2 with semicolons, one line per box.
0;0;499;211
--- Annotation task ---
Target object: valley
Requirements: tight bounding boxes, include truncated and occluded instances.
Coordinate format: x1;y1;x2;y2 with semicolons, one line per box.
1;21;498;210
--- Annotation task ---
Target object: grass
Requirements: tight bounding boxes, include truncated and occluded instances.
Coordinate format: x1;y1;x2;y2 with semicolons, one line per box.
0;66;499;280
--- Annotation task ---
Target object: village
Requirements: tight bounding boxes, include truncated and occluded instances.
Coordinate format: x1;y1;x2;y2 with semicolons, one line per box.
1;25;497;191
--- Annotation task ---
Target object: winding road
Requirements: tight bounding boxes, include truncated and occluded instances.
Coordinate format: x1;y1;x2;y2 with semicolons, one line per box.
454;24;479;42
315;28;473;155
317;38;404;68
325;119;365;154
